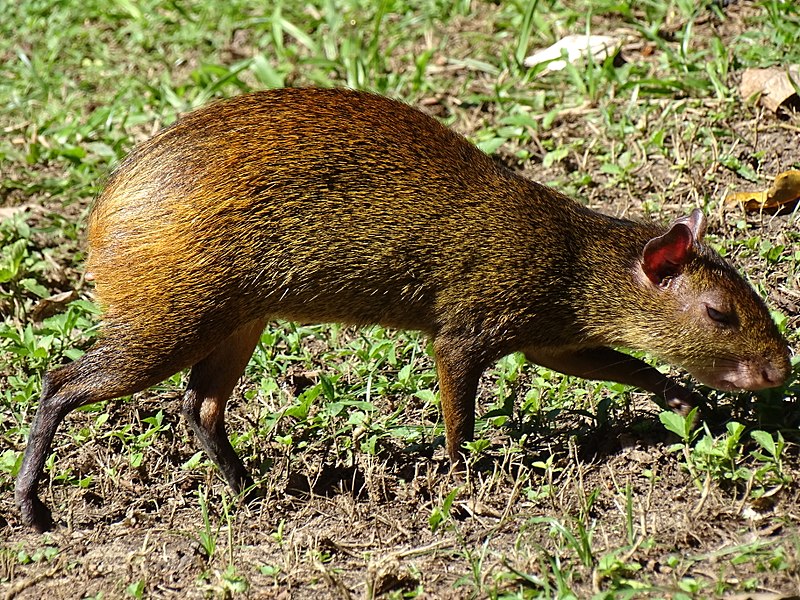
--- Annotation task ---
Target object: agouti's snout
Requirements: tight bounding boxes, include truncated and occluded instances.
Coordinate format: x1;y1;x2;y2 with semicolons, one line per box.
15;88;791;531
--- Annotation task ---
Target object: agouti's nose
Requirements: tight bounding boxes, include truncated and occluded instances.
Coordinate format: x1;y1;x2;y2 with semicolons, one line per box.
761;358;790;388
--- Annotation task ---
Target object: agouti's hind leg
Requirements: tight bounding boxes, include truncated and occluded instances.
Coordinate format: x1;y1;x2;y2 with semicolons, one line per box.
16;347;180;532
181;318;266;495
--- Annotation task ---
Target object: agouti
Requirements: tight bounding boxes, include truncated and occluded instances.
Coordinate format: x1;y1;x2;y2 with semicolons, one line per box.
16;88;791;532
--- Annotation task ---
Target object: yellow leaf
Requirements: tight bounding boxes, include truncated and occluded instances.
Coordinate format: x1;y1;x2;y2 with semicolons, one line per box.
725;170;800;213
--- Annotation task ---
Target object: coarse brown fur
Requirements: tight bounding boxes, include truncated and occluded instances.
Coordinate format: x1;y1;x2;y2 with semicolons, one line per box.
16;88;791;531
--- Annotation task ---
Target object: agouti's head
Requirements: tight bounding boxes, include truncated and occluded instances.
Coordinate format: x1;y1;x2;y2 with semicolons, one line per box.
624;209;791;392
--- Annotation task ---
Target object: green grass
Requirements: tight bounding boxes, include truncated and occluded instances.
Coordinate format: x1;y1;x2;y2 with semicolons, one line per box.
2;0;800;598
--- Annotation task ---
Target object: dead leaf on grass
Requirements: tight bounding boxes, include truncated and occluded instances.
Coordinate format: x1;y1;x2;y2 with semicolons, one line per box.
724;170;800;213
0;204;34;220
31;289;78;321
739;65;800;112
523;34;620;72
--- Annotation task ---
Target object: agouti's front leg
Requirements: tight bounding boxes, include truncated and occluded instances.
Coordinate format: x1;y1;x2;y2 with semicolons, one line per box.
181;318;266;494
524;346;697;415
433;336;487;465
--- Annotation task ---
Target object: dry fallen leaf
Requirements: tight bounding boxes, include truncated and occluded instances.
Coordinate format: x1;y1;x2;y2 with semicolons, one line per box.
523;34;619;72
31;290;78;321
739;65;800;112
724;169;800;213
0;204;33;220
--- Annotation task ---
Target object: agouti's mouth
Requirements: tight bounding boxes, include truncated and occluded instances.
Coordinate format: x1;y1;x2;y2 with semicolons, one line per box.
694;360;790;392
688;370;738;391
715;379;736;392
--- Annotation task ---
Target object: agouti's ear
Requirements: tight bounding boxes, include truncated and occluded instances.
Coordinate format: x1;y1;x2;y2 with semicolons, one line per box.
642;216;698;286
674;208;707;241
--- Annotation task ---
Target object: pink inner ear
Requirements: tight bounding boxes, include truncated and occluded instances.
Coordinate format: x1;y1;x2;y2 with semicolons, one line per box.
642;223;694;285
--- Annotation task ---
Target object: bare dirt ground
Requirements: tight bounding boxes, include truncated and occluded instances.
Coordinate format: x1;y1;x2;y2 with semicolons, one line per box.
2;3;800;599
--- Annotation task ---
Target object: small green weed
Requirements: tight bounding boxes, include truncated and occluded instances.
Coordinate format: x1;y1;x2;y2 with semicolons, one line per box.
661;410;792;497
429;487;459;535
125;579;146;599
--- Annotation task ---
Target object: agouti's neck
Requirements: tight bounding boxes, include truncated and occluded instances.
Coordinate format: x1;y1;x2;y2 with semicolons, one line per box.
563;207;663;349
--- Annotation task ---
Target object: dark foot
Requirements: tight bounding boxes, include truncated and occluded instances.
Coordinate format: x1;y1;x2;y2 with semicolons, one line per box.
447;446;469;474
17;494;54;533
664;384;705;417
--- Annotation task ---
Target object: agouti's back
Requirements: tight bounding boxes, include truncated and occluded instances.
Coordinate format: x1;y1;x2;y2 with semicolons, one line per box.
89;88;592;364
16;88;791;532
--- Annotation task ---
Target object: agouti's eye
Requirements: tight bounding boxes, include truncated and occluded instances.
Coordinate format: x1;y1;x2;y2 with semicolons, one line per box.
706;304;733;326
